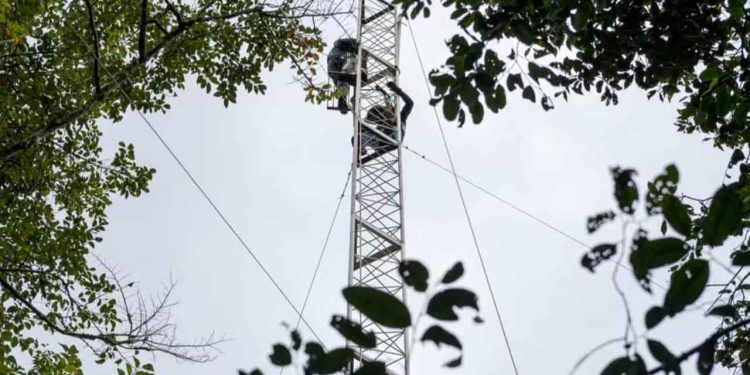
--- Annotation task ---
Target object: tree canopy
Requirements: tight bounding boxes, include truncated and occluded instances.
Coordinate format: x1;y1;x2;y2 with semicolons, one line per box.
391;0;750;373
7;0;750;374
0;0;332;373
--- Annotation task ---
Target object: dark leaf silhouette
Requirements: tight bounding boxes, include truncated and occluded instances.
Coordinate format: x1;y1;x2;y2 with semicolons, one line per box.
427;288;479;321
330;315;376;349
352;361;387;375
611;167;639;215
645;306;667;330
661;195;692;236
307;347;354;375
581;243;617;273
647;340;680;374
421;325;463;368
630;236;689;291
343;287;411;328
707;305;735;318
587;211;616;233
399;260;429;292
421;325;462;350
442;262;464;284
664;260;709;316
703;185;742;246
697;340;716;375
269;344;291;366
291;330;301;351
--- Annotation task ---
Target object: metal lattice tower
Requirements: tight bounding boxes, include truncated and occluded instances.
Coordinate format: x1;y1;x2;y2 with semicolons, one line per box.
346;0;407;373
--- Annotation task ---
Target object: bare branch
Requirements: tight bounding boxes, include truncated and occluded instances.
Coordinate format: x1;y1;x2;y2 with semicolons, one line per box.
0;260;226;363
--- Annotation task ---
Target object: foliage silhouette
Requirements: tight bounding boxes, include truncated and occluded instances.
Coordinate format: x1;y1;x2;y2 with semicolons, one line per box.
242;260;481;374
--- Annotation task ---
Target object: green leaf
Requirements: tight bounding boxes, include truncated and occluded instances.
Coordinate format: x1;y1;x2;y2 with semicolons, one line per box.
399;260;429;292
697;340;716;375
291;330;301;351
522;86;536;103
442;262;464;284
733;251;750;266
307;347;354;374
430;73;454;96
640;238;689;267
647;340;679;373
494;85;507;110
630;237;689;286
664;259;709;316
421;325;462;350
707;304;735;317
422;325;464;367
587;211;616;233
601;355;646;375
352;361;386;375
611;167;639;215
443;96;460;121
269;344;292;366
661;195;691;236
572;1;591;32
729;149;745;169
729;0;744;19
427;288;479;321
305;342;325;358
645;306;666;329
469;101;484;123
330;315;376;348
445;356;462;368
343;287;411;328
703;185;742;246
699;65;722;82
581;243;617;272
507;73;524;91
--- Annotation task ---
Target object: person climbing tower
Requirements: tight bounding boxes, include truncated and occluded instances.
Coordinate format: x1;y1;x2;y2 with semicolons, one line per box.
327;38;368;114
358;82;413;163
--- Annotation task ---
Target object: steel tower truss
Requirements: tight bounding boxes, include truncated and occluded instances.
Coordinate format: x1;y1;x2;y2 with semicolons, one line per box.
347;0;407;373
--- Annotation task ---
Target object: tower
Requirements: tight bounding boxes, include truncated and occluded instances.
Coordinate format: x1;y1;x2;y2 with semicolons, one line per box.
346;0;407;373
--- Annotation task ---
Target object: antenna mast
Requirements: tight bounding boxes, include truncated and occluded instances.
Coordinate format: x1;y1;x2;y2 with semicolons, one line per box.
347;0;407;372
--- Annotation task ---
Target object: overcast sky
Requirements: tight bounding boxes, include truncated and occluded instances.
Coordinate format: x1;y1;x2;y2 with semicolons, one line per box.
87;6;737;375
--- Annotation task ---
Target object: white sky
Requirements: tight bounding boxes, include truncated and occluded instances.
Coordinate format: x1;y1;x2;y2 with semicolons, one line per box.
87;6;737;375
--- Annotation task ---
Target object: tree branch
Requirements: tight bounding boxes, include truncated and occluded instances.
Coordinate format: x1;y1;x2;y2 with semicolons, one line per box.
164;0;183;24
0;266;224;362
138;0;148;62
0;272;106;342
647;318;750;374
0;4;330;165
83;0;102;95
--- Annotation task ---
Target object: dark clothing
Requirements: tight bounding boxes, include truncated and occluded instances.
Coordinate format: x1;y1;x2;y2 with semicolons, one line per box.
327;38;366;85
390;84;414;126
364;85;413;140
360;84;414;156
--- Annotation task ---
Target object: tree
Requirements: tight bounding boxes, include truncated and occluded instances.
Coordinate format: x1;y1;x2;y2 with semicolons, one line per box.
383;0;750;373
0;0;337;373
241;261;480;375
